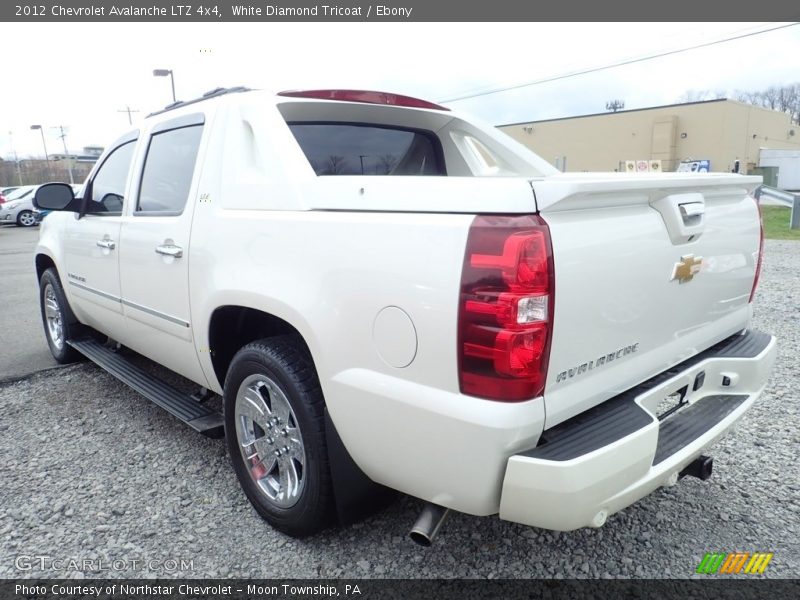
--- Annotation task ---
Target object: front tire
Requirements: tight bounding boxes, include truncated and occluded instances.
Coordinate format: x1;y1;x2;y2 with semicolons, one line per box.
39;268;82;363
224;337;333;537
17;210;36;227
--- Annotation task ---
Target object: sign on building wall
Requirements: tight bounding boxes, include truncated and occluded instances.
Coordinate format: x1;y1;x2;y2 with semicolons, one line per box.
677;159;711;173
624;160;662;173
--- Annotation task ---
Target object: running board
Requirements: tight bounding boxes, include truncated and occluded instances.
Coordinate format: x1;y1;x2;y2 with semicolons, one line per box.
68;338;224;438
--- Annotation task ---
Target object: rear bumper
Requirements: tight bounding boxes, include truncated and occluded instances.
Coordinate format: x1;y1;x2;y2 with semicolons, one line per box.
499;329;776;530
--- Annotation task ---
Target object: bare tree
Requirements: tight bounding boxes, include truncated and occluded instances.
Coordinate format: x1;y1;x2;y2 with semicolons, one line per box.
679;89;727;103
0;159;91;187
377;154;398;174
680;90;708;102
605;99;625;112
680;83;800;123
325;155;348;175
733;89;760;104
733;83;800;123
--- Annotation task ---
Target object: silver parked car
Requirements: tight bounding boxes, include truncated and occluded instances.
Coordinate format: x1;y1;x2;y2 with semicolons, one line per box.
0;185;39;226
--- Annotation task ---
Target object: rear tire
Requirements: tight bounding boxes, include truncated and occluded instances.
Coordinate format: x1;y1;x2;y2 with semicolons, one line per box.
224;336;333;537
39;268;83;363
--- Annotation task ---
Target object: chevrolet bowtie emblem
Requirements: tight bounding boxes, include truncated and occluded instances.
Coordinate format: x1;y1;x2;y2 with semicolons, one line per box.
671;254;703;283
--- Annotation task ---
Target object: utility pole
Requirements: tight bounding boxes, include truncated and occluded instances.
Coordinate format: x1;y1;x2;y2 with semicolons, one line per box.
8;131;23;185
13;150;23;185
53;126;75;184
117;106;140;125
30;125;51;180
14;151;23;184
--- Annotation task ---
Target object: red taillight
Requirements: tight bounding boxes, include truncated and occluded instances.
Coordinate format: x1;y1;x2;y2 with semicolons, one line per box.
749;197;764;303
458;215;555;401
277;89;450;111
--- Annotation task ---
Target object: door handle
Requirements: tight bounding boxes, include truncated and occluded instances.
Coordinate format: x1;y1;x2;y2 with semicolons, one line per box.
96;239;116;250
155;244;183;258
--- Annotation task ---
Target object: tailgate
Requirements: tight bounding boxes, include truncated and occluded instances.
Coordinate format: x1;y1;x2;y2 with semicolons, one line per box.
534;173;762;428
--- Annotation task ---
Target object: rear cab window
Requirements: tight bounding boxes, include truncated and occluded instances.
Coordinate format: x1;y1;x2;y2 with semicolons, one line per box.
288;123;444;176
277;99;553;179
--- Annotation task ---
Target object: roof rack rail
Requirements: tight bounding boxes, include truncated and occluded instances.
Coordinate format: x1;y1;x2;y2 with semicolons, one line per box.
147;86;251;118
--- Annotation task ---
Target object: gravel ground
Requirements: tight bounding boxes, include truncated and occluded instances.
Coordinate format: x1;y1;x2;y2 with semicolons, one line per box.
0;240;797;579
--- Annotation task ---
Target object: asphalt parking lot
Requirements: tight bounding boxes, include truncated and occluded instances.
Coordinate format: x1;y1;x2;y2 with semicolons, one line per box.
0;225;798;579
0;225;60;383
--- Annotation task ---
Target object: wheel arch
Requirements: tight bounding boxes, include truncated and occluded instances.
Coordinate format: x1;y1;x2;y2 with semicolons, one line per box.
35;252;58;283
208;305;315;390
208;304;394;523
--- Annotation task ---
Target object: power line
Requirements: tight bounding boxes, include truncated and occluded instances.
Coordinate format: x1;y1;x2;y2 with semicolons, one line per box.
117;106;140;125
439;22;800;103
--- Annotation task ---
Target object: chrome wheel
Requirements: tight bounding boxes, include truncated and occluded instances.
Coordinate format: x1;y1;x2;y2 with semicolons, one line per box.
235;374;306;508
18;211;36;227
43;283;64;351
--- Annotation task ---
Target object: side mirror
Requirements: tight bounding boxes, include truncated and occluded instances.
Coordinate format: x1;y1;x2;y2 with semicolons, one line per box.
34;183;80;212
100;193;124;213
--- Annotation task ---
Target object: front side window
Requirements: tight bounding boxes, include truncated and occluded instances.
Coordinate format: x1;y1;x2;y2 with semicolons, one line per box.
288;123;444;176
137;125;203;214
86;141;136;215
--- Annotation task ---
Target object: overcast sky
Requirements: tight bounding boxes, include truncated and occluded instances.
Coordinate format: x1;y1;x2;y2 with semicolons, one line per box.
2;21;799;159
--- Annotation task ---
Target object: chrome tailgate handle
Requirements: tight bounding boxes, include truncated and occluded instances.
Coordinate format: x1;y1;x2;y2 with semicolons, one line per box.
651;193;706;245
155;244;183;258
679;202;705;224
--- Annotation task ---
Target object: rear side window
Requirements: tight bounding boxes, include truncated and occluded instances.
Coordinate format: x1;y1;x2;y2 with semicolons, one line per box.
288;123;444;176
137;125;203;214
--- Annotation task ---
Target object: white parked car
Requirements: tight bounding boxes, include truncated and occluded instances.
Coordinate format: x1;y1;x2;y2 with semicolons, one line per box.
1;185;20;196
0;185;39;226
33;87;776;543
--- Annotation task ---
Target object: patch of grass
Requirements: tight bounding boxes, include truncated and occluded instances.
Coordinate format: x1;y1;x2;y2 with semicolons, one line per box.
761;205;800;240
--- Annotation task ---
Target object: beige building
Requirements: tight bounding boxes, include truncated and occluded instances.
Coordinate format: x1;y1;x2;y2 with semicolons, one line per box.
499;99;800;174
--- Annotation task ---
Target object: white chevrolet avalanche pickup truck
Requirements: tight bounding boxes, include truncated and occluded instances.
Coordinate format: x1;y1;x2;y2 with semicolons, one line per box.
33;87;776;544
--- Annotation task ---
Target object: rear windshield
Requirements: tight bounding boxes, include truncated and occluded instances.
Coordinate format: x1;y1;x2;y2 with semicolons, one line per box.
288;123;444;176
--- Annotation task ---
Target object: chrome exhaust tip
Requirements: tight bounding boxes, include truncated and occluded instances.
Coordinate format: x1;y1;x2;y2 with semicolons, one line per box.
680;455;714;481
409;503;450;546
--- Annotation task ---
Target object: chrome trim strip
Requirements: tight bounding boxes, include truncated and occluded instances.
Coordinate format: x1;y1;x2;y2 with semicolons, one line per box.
68;281;190;328
120;299;190;328
68;280;121;303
